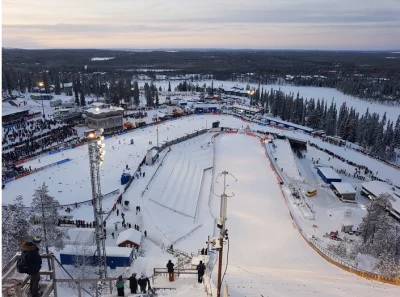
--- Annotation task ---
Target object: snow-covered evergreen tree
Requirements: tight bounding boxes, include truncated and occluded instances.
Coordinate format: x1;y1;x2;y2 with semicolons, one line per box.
374;250;400;277
2;195;32;265
31;183;68;253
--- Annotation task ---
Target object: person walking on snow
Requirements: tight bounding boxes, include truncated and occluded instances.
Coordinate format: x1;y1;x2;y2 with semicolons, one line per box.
166;260;175;282
115;275;125;297
144;230;147;237
117;209;119;216
197;261;206;283
128;273;138;294
115;223;118;231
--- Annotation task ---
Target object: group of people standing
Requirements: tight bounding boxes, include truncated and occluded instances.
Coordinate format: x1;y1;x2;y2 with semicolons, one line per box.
166;260;206;284
115;273;151;296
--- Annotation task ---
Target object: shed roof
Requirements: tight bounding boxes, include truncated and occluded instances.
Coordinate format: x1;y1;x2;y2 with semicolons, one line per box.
60;245;97;256
86;106;124;115
331;182;356;194
67;228;95;243
361;181;400;215
106;246;133;257
116;228;142;246
317;167;341;180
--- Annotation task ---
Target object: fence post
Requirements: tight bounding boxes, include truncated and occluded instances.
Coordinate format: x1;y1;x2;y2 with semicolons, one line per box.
109;280;112;294
77;283;82;297
51;256;58;297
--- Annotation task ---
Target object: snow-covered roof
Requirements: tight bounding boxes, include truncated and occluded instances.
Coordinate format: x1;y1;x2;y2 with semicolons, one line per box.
2;108;29;117
361;181;395;197
331;182;356;194
233;104;262;113
60;245;97;256
317;167;341;180
91;102;105;107
86;106;124;115
67;228;95;243
106;246;133;257
116;228;142;246
263;116;314;132
361;181;400;216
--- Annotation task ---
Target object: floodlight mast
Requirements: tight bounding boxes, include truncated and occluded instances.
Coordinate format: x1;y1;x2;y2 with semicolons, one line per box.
214;170;237;297
87;129;107;287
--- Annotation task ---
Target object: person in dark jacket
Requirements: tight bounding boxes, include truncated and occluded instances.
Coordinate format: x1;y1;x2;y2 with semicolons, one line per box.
166;260;175;282
115;275;125;296
128;273;138;294
197;261;206;283
138;273;151;293
21;241;42;297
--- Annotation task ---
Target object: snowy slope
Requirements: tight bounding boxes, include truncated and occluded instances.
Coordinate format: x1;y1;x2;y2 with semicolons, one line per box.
209;134;399;297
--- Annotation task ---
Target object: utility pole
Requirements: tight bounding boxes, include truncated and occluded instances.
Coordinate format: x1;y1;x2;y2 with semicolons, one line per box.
215;170;237;297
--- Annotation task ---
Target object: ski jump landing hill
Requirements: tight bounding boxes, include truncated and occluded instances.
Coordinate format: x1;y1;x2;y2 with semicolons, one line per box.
206;131;399;297
141;132;213;242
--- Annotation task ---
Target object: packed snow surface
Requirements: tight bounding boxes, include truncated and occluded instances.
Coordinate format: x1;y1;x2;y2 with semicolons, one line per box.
209;134;399;297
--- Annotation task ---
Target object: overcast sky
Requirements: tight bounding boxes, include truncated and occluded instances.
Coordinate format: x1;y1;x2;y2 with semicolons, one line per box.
2;0;400;50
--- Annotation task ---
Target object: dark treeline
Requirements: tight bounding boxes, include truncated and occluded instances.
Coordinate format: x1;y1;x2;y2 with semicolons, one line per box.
252;88;400;162
3;49;400;103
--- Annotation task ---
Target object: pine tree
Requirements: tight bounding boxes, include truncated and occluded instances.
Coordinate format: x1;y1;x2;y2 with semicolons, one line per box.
73;80;80;106
159;86;162;92
2;195;32;264
54;74;61;95
80;90;86;106
374;250;400;277
144;83;150;107
155;90;159;106
31;183;68;253
133;81;140;106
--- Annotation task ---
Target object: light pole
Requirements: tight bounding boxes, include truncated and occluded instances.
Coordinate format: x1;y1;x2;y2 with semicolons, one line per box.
214;170;237;297
156;126;159;148
87;129;107;287
248;89;255;106
37;81;46;118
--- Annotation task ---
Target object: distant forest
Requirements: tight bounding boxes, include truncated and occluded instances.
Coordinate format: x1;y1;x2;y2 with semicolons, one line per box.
2;49;400;104
2;49;400;162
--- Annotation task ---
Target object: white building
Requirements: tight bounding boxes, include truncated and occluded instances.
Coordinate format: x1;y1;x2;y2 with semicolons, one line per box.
331;182;357;203
85;102;124;134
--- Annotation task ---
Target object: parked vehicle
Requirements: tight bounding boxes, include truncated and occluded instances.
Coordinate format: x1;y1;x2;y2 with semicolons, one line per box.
306;188;317;197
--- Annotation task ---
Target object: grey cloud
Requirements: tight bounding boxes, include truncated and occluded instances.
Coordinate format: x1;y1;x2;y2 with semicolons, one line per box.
154;8;400;25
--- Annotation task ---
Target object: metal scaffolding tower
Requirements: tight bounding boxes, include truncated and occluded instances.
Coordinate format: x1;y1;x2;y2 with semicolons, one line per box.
87;129;107;284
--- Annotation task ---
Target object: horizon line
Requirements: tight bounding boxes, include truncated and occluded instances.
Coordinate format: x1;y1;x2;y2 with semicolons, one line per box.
3;47;400;52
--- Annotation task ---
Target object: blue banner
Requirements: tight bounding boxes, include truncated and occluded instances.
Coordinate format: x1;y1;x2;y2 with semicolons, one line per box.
49;149;61;155
105;135;112;139
119;131;127;135
56;158;71;165
3;177;15;184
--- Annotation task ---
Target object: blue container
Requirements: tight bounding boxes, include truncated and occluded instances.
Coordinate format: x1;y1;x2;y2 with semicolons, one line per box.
120;173;131;185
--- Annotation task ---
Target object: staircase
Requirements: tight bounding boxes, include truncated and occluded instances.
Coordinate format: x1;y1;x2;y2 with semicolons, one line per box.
165;247;193;268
